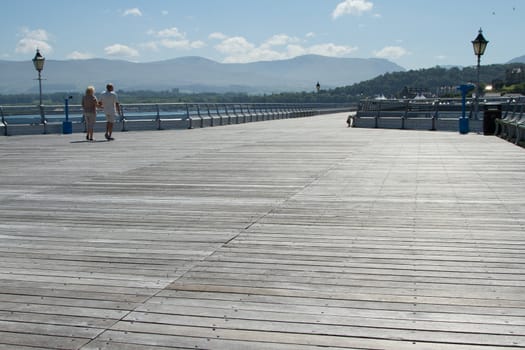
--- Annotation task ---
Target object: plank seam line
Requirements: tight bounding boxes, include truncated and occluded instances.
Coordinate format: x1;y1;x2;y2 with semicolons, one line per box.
237;153;352;239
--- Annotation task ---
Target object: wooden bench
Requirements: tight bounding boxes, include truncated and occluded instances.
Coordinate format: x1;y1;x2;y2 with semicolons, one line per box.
495;99;523;139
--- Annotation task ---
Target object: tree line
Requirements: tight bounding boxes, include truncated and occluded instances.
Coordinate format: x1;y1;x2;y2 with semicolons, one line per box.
1;63;524;106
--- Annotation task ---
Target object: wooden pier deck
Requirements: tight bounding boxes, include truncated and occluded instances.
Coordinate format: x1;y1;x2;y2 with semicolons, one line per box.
1;113;524;350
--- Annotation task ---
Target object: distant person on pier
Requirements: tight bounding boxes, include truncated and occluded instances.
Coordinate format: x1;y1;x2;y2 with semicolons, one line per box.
99;83;121;141
81;86;98;141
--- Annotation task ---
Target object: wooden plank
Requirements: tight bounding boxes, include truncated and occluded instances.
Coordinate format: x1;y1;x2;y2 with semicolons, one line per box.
125;307;525;336
0;311;116;329
158;289;525;312
0;331;89;350
115;313;525;347
0;320;102;339
0;113;524;349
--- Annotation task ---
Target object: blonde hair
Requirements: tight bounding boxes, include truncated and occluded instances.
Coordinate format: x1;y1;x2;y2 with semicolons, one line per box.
85;86;95;95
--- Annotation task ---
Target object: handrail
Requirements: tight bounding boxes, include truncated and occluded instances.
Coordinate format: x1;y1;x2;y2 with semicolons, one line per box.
0;102;355;136
352;96;525;132
356;97;518;118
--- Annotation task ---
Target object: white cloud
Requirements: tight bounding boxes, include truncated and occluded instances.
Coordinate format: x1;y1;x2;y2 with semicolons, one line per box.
261;34;299;48
104;44;139;58
308;43;357;56
374;46;409;59
190;41;206;49
214;34;357;63
215;36;255;56
144;27;205;51
67;51;93;60
15;28;52;54
154;27;185;39
305;32;316;38
159;39;187;49
332;0;374;19
158;39;205;50
140;41;158;51
123;8;142;17
286;44;307;57
161;10;169;16
209;32;228;40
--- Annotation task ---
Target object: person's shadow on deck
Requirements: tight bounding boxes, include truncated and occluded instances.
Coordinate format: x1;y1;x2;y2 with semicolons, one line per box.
70;139;110;144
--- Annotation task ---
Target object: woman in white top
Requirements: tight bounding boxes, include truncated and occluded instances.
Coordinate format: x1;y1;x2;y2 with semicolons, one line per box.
81;86;98;141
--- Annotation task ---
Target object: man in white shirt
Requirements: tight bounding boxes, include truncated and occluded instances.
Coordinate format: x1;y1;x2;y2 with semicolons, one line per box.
99;83;121;141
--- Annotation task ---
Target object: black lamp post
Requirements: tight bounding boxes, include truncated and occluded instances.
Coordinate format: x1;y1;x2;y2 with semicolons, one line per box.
471;28;488;119
316;81;320;104
32;49;45;123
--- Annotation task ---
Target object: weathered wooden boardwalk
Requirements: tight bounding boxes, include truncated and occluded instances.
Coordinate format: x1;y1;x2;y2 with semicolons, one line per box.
1;113;524;350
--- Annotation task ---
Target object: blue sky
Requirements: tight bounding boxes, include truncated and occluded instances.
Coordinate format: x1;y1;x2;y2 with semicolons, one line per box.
1;0;522;69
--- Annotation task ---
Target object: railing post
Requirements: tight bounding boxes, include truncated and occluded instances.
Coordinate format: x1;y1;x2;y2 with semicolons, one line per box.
514;102;525;144
224;105;231;125
256;105;261;121
120;105;127;132
40;105;47;134
207;104;214;127
197;104;204;128
216;104;223;125
375;101;381;128
186;104;193;129
244;105;250;122
156;104;161;130
235;104;241;123
241;105;247;123
402;100;408;129
431;100;439;131
0;106;7;136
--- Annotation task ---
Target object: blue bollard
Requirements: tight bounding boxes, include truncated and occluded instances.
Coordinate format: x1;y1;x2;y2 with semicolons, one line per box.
459;117;469;134
62;97;72;134
457;84;475;135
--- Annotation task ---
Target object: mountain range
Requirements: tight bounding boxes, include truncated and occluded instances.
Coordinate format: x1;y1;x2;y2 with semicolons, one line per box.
0;55;405;94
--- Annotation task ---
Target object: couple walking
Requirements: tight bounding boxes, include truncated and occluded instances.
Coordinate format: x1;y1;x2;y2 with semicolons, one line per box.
82;83;121;141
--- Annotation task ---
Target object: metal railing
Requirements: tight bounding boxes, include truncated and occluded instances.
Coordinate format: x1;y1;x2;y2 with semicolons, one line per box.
351;96;517;131
0;102;355;136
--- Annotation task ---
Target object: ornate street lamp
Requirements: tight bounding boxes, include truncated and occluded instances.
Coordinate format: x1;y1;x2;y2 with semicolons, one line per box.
32;49;45;124
471;28;488;120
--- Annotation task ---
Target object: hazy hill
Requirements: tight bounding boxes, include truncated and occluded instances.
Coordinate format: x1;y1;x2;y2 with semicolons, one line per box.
331;63;525;100
508;55;525;64
0;55;404;94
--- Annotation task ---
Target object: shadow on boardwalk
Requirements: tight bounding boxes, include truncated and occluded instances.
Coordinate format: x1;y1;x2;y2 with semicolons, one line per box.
0;113;524;349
